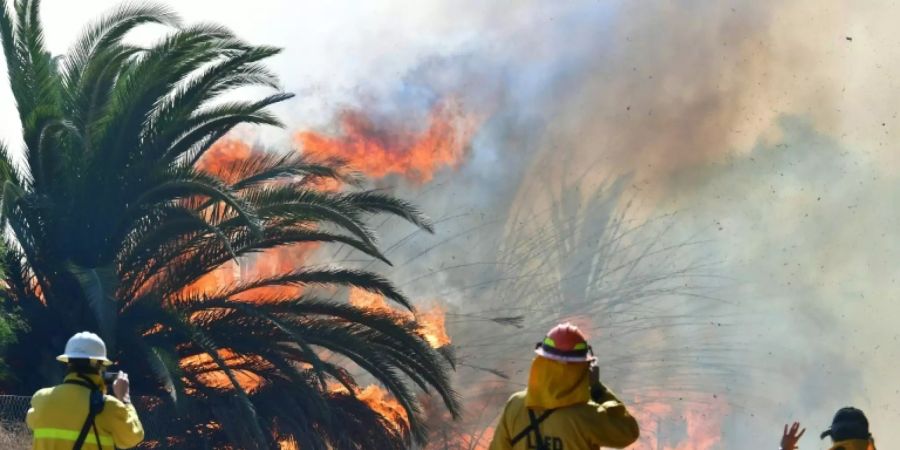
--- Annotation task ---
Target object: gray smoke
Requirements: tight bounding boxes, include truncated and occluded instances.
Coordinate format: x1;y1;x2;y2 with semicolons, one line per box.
297;1;900;447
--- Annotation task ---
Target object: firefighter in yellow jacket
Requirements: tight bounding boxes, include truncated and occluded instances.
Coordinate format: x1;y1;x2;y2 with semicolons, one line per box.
489;323;640;450
26;331;145;449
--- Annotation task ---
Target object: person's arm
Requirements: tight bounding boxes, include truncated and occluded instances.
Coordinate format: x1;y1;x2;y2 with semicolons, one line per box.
488;396;514;450
583;364;640;449
25;401;37;430
25;388;48;430
106;371;145;449
103;397;145;448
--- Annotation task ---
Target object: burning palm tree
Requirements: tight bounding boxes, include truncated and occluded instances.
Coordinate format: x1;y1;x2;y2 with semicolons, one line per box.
0;1;458;448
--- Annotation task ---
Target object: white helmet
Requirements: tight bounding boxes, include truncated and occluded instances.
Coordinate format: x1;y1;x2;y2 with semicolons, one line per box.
56;331;112;366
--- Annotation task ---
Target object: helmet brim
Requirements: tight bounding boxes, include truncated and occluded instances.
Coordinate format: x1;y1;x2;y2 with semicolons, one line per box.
57;354;113;366
534;348;594;363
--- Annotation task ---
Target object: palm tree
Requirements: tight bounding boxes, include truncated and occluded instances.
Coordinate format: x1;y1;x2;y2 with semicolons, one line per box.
0;1;458;448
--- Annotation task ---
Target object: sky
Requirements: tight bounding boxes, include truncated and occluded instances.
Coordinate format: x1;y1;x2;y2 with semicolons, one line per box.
3;1;900;448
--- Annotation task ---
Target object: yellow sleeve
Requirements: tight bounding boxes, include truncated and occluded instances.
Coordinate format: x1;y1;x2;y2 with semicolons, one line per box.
25;389;48;430
25;403;36;430
101;398;145;449
582;386;640;449
488;397;514;450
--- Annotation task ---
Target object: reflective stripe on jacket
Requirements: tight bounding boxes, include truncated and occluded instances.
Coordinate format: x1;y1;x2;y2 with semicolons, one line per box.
26;373;145;449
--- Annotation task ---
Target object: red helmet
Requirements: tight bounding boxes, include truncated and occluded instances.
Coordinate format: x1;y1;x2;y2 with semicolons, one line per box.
534;322;594;363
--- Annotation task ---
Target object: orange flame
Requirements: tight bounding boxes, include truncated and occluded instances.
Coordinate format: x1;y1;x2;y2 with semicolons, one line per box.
277;385;412;449
629;393;729;450
231;246;317;301
417;304;451;348
358;385;411;434
176;245;316;303
328;382;411;435
180;349;266;392
196;139;253;183
176;139;319;384
180;260;240;298
297;99;480;184
348;287;452;348
348;287;391;310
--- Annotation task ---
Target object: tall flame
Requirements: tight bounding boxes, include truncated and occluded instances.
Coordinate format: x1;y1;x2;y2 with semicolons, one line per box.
348;287;452;348
297;99;480;184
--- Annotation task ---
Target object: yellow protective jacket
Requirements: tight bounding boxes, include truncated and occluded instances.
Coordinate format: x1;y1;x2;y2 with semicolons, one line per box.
26;373;145;449
829;439;876;450
489;357;639;450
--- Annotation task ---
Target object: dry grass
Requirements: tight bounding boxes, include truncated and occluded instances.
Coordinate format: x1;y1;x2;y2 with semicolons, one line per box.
0;423;30;450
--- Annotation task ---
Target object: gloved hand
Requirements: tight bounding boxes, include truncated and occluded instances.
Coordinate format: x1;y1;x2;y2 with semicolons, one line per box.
112;371;131;404
589;361;608;401
589;361;601;387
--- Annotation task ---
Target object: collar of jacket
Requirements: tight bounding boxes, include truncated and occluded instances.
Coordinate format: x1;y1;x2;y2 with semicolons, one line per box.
525;356;591;409
829;439;875;450
63;372;106;391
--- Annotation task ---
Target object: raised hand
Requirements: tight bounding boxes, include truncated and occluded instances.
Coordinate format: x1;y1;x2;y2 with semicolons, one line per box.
112;371;131;403
781;422;806;450
589;361;601;387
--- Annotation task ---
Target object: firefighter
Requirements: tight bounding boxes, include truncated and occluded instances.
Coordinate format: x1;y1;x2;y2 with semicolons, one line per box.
781;407;876;450
489;323;640;450
26;331;145;449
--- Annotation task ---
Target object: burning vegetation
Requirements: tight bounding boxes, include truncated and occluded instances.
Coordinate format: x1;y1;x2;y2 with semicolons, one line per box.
150;138;457;446
328;382;411;436
349;287;452;349
297;99;480;184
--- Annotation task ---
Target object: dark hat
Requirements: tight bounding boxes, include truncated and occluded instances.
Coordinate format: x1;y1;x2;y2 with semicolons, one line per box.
820;407;870;441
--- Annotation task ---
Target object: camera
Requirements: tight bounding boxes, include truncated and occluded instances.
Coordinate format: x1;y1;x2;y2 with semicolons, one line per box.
102;371;119;383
